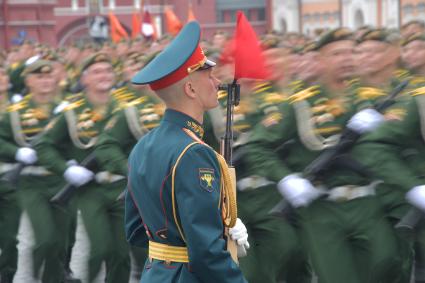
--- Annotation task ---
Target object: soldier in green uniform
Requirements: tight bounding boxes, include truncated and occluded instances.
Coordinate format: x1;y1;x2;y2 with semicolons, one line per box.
246;28;401;283
350;82;425;283
402;33;425;86
0;66;19;283
0;60;72;283
34;53;131;283
126;21;248;283
95;54;165;280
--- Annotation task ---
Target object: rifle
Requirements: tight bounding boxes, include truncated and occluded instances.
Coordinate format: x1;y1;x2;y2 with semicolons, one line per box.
49;153;97;206
1;162;25;187
116;189;126;202
270;80;409;216
219;80;240;263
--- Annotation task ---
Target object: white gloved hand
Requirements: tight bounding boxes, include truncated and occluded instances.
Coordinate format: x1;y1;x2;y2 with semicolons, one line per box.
278;174;322;208
406;185;425;211
64;165;94;187
347;108;384;134
15;147;37;165
229;218;250;258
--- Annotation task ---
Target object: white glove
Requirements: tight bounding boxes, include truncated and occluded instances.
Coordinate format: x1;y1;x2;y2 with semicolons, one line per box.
406;185;425;211
15;147;37;165
347;108;384;134
229;218;250;258
277;174;322;208
64;165;94;187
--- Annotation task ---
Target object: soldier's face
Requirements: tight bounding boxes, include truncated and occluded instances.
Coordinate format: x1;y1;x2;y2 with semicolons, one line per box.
190;69;220;110
82;62;115;93
402;41;425;72
25;72;57;99
298;52;323;83
319;40;355;81
355;41;397;77
0;69;10;93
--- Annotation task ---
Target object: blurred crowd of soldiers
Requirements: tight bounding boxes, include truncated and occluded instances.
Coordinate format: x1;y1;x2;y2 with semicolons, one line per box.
0;18;424;283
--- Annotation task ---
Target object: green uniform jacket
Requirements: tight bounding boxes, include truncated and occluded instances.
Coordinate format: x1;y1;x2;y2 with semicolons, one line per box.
95;95;164;176
245;84;370;188
34;95;117;175
126;109;246;283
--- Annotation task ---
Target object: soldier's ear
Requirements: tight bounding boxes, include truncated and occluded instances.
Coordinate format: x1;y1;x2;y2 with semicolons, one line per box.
183;81;196;99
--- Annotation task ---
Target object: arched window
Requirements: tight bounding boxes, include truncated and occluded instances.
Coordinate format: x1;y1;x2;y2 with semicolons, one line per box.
354;9;364;29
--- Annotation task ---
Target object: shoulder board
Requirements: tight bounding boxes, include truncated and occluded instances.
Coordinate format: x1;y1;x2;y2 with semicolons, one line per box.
253;82;272;94
347;78;360;87
124;96;149;108
411;86;425;97
217;90;228;100
7;100;27;112
356;87;386;101
288;86;320;103
63;99;85;111
288;80;305;92
262;92;287;104
410;77;425;86
394;69;410;80
64;92;83;102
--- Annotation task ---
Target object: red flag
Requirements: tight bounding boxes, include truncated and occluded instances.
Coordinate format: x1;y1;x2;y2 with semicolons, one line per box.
187;3;196;22
141;10;157;40
131;12;141;38
109;12;129;43
233;11;268;80
164;7;182;36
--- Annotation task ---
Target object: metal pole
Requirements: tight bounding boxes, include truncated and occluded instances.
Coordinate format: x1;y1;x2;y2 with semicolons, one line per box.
2;0;9;49
339;0;343;27
398;0;402;28
298;0;303;34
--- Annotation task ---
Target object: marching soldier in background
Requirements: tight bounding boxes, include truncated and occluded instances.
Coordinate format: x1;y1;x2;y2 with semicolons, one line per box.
246;28;401;283
0;60;75;283
0;66;19;283
94;50;164;280
351;28;414;282
34;53;131;283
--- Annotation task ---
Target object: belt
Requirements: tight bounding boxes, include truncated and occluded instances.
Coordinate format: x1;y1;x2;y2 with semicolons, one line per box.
95;171;126;184
148;241;189;263
237;176;275;192
0;163;18;174
21;166;52;176
323;183;377;202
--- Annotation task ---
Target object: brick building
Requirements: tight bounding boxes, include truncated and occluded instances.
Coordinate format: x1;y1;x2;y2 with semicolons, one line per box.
0;0;270;48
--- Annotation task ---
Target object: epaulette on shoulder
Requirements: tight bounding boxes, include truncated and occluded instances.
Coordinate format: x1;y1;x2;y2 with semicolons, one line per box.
112;87;136;102
7;99;27;112
411;86;425;97
288;80;304;92
63;99;84;111
347;78;360;87
288;86;320;103
123;96;148;108
64;92;83;103
356;87;386;101
395;69;410;80
262;92;287;104
410;77;425;87
217;90;228;100
252;82;272;94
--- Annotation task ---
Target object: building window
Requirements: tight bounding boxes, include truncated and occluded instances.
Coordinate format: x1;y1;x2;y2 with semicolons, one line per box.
258;8;265;21
403;4;414;15
304;14;311;22
418;3;425;13
314;13;321;22
87;0;103;13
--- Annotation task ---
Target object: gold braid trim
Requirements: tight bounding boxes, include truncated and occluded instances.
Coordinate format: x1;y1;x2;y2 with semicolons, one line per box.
64;109;98;149
171;142;200;243
215;153;237;228
124;106;148;140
